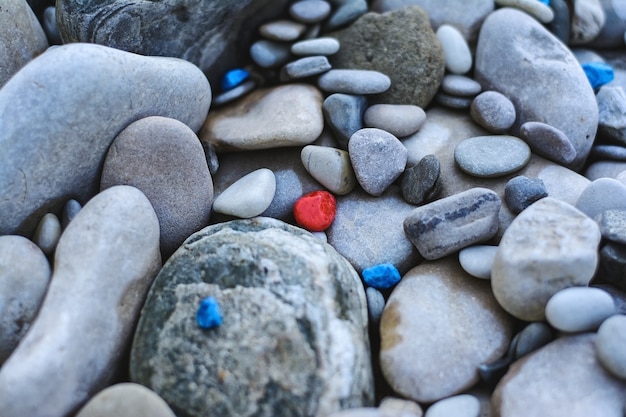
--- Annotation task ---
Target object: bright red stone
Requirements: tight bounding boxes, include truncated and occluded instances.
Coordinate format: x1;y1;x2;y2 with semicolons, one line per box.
294;190;336;232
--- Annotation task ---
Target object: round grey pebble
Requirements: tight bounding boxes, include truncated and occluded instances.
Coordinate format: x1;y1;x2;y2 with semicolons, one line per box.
454;135;531;178
363;104;426;138
291;37;341;56
598;209;626;244
513;321;555;359
435;92;473;109
324;0;368;31
213;80;256;107
259;19;306;41
595;314;626;380
323;93;367;149
318;69;391;95
62;199;82;229
519;121;576;165
424;394;480;417
545;287;616;333
504;175;548;214
33;213;61;256
590;145;626;162
366;286;385;327
400;154;441;205
250;40;292;68
290;1;332;24
470;91;516;133
575;178;626;221
281;56;331;80
458;245;498;280
441;74;482;97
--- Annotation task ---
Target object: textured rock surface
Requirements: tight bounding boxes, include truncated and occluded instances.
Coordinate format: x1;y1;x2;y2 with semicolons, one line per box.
130;218;374;417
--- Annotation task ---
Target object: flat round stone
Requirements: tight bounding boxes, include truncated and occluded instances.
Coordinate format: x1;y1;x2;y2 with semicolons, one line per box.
424;394;481;417
441;75;482;97
470;91;516;133
545;287;616;333
259;19;306;41
596;314;626;379
458;245;499;280
281;56;331;80
318;69;391;95
250;40;292;68
291;37;340;56
436;24;472;75
212;80;256;107
495;0;555;23
363;104;426;138
435;92;473;109
519;121;576;165
454;135;531;178
212;168;276;218
289;0;332;23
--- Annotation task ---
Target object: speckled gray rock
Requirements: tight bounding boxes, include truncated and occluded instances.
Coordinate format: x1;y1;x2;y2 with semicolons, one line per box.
575;177;626;220
101;116;213;257
519;121;577;165
475;8;598;170
75;383;176;417
0;235;51;364
323;94;367;149
400;154;441;205
598;242;626;291
454;135;531;178
571;0;606;44
597;85;626;145
0;186;161;417
329;6;444;107
596;314;626;380
0;43;212;236
598;209;626;244
130;218;374;417
380;258;513;403
470;91;516;133
504;175;548;214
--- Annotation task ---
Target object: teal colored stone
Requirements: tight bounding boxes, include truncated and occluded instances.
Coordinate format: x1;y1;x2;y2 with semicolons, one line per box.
196;297;222;329
362;263;401;289
582;62;614;90
221;68;250;92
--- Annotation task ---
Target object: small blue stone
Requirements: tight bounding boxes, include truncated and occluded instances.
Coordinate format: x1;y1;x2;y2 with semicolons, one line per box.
582;62;615;90
362;263;401;289
221;68;250;92
538;0;550;5
196;296;222;329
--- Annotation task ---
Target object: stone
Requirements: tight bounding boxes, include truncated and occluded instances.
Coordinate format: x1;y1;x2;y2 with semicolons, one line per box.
56;0;291;88
495;0;555;22
585;161;626;180
491;198;601;321
379;397;424;417
597;85;626;145
43;6;62;45
436;24;472;75
293;190;337;232
598;209;626;244
589;0;626;48
366;287;385;328
403;188;501;260
329;6;445;107
301;145;357;195
0;235;51;364
363;104;426;138
0;186;161;417
0;0;48;88
324;0;369;31
318;69;391;95
101;116;213;257
75;383;176;417
548;0;571;44
435;93;473;109
259;19;306;42
400;154;441;205
519;121;577;165
424;394;480;417
513;321;555;359
492;334;626;417
583;62;615;89
212;168;276;219
458;245;498;279
591;145;626;161
380;258;513;403
33;212;61;256
0;43;211;236
130;218;374;417
362;263;401;290
213;80;256;107
291;37;341;56
349;128;408;197
281;56;332;81
597;242;626;291
454;136;531;178
594;284;626;315
323;93;367;149
290;0;332;23
470;91;516;133
61;199;82;229
250;40;292;68
571;0;607;44
441;74;482;97
201;84;323;152
327;186;422;274
596;314;626;380
545;287;616;332
475;8;598;171
504;175;548;214
575;177;626;220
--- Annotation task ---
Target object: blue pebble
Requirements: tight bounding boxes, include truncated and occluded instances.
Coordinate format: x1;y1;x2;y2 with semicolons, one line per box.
197;296;222;329
582;62;615;90
362;263;401;289
538;0;549;5
221;68;250;92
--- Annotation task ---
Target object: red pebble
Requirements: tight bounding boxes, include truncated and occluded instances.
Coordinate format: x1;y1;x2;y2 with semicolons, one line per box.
294;190;337;232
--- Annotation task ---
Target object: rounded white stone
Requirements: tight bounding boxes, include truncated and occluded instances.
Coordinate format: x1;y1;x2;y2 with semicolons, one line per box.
33;212;61;256
425;394;481;417
545;287;616;332
495;0;555;23
301;145;357;195
458;245;498;279
364;104;426;138
596;314;626;380
291;37;340;56
212;168;276;218
436;24;473;74
75;383;176;417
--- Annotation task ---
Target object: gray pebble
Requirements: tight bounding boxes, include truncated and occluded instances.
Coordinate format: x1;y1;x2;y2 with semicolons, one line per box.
470;91;516;133
400;154;441;205
33;213;61;256
595;314;626;380
323;93;367;149
250;40;292;68
318;69;391;95
597;85;626;145
504;175;548;214
74;383;176;417
435;92;473;109
363;104;426;138
545;287;616;333
379;397;423;417
519;121;577;165
590;145;626;161
436;24;473;75
585;161;626;181
441;74;482;97
281;56;331;80
366;287;385;327
324;0;368;31
259;19;306;41
290;0;332;23
547;0;571;44
598;242;626;292
202;141;220;176
495;0;554;23
62;199;82;230
575;177;626;221
212;80;256;107
458;245;499;280
291;37;341;56
598;209;626;244
454;135;531;178
513;321;555;359
425;394;480;417
43;6;62;45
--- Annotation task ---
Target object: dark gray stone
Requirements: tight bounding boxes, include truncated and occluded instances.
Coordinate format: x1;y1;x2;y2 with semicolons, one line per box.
597;85;626;144
130;218;374;417
589;0;626;48
400;154;441;205
323;93;367;149
519;121;577;165
590;144;626;161
61;199;82;230
504;176;549;214
598;209;626;244
547;0;571;44
513;322;555;359
598;241;626;291
281;56;331;81
250;40;293;68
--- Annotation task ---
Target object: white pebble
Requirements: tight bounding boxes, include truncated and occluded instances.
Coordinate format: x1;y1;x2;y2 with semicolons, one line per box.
212;168;276;218
596;314;626;380
545;287;616;332
495;0;555;23
436;24;473;75
425;394;481;417
458;245;498;279
33;213;61;256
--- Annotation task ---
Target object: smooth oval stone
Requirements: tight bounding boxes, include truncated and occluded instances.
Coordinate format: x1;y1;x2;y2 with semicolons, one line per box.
291;37;341;56
213;79;257;107
201;84;323;151
212;168;276;218
259;19;306;41
250;39;292;68
492;198;601;321
324;0;368;31
61;198;82;229
424;394;480;417
591;145;626;161
575;178;626;221
290;0;332;23
495;0;555;22
130;218;374;417
101;116;213;257
571;0;607;44
436;24;472;75
365;286;385;327
363;104;426;138
458;245;498;280
585;161;626;180
504;175;549;214
455;135;531;178
380;258;513;403
0;186;161;417
0;235;51;363
318;69;391;95
75;383;176;417
33;212;61;256
400;154;441;205
436;92;473;109
323;93;367;149
42;6;62;45
441;74;482;97
301;145;357;195
349;128;407;197
545;287;616;332
519;121;577;165
596;314;626;380
470;91;516;133
0;43;212;236
513;321;555;359
281;55;332;80
403;188;501;260
378;397;423;417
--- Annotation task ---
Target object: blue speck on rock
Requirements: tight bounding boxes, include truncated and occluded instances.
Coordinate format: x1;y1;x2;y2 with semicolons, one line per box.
197;296;222;329
221;68;250;92
362;263;401;289
582;62;614;90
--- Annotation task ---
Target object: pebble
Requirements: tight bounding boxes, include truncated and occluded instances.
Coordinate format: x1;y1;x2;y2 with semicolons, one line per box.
424;394;481;417
323;93;367;149
281;55;332;80
379;397;424;417
293;190;337;232
324;0;368;31
435;92;473;109
212;168;276;219
290;0;332;23
589;0;626;48
301;145;357;195
598;242;626;291
42;6;62;45
575;177;626;221
196;296;223;329
598;209;626;244
491;197;601;321
403;188;501;260
547;0;571;44
318;69;392;95
454;135;531;178
291;37;341;56
595;314;626;380
212;80;257;107
470;91;516;133
363;104;426;138
349;128;408;197
33;212;61;256
545;287;616;332
495;0;555;23
365;287;385;327
596;85;626;145
221;68;250;92
441;74;482;97
571;0;607;44
259;19;306;41
458;245;499;279
250;39;293;68
504;175;549;214
436;24;473;74
362;263;402;290
591;145;626;161
62;199;82;229
585;161;626;180
380;258;513;403
0;235;51;364
519;121;577;165
201;84;323;151
74;383;176;417
582;61;615;89
400;154;442;206
513;321;555;359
